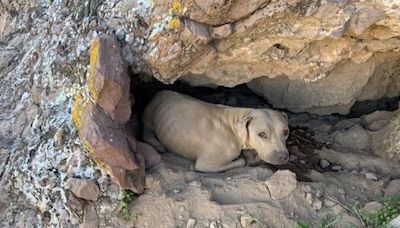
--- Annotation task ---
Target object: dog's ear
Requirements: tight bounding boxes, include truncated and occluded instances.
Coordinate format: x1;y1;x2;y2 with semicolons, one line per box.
235;113;253;149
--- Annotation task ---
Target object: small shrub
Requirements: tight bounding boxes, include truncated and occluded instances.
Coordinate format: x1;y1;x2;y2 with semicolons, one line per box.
355;195;400;227
119;190;135;220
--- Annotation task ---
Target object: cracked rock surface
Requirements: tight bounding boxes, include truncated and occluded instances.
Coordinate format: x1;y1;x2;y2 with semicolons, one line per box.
1;0;400;227
144;0;400;114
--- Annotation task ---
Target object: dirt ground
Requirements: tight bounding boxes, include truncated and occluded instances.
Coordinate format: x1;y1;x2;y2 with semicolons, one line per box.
104;84;400;228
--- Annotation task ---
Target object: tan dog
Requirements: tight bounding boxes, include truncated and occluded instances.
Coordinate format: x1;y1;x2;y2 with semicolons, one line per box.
142;90;290;172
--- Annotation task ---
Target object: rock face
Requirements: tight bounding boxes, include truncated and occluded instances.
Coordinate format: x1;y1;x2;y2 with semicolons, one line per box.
0;0;400;227
73;36;145;194
143;0;400;114
88;36;132;124
370;109;400;164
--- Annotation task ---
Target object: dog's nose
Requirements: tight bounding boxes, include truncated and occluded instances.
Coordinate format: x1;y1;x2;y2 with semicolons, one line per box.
277;153;289;164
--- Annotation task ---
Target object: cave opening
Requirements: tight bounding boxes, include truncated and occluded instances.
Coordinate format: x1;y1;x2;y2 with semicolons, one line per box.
128;71;400;182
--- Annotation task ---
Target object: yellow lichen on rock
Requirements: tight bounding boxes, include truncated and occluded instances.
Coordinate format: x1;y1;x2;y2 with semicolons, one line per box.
168;17;181;30
71;89;86;132
171;1;183;13
72;89;110;172
88;38;100;101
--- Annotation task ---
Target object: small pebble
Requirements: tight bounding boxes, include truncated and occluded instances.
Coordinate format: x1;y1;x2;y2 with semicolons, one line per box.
324;198;336;207
240;214;254;227
305;193;314;205
312;199;322;210
363;201;382;214
319;159;330;169
289;145;300;154
186;218;196;228
173;189;181;194
365;172;378;181
209;221;218;228
331;165;342;171
315;190;323;198
54;129;64;148
289;155;298;162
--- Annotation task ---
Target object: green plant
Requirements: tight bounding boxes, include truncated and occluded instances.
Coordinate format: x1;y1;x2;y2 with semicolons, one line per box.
295;221;310;228
363;195;400;227
319;214;342;228
119;190;135;220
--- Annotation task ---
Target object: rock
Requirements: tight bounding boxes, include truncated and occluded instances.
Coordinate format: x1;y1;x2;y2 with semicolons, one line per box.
209;221;218;228
312;199;322;210
145;176;155;189
324;198;336;207
305;193;314;205
240;214;254;227
331;165;342;171
348;7;385;36
362;110;394;131
73;96;145;194
332;124;370;151
14;209;40;227
315;190;323;198
265;170;297;200
320;159;330;169
365;172;378;181
363;201;383;214
211;24;233;39
370;111;400;164
336;214;363;228
106;184;120;202
88;36;132;125
80;203;99;228
384;179;400;197
66;178;101;202
389;215;400;228
67;192;85;215
289;155;298;162
72;36;145;194
145;1;400;114
186;218;196;228
53;128;64;148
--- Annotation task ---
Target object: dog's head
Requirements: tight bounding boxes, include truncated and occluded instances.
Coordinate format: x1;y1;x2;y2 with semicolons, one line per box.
238;109;290;165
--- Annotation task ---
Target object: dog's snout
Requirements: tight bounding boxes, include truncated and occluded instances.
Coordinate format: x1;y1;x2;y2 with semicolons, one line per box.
276;151;289;164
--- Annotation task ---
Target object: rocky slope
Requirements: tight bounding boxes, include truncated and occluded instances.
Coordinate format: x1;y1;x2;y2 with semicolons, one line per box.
0;0;399;227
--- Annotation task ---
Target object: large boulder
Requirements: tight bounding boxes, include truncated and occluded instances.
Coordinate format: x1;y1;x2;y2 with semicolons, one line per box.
370;111;400;165
139;0;400;114
73;36;146;193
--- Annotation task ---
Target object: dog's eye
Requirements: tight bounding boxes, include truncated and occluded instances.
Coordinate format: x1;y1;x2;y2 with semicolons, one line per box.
258;132;267;139
283;129;289;137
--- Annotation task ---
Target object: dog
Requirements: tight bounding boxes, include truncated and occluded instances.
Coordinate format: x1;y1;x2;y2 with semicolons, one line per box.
142;90;289;172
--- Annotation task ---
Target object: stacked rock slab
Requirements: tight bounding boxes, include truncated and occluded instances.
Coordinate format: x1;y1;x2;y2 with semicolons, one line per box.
143;0;400;115
72;36;145;194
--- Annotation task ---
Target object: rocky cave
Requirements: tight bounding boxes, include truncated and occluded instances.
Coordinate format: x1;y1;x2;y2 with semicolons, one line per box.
1;0;400;227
